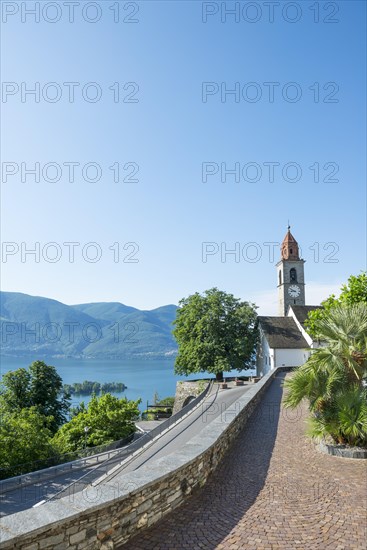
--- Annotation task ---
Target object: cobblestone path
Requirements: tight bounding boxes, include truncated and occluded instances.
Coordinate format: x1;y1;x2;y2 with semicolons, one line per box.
123;373;367;550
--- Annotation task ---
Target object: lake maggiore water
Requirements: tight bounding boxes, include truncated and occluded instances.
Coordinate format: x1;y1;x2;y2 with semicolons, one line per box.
0;356;256;412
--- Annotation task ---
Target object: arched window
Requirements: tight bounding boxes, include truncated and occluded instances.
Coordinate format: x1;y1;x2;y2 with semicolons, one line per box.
279;270;282;285
290;268;297;282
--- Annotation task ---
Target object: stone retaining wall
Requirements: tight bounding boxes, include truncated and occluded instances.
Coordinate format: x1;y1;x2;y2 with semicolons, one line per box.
172;380;205;414
318;440;367;459
0;368;287;550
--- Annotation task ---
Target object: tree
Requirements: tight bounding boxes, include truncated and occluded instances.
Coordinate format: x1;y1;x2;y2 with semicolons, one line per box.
0;406;55;479
173;288;258;381
156;396;175;407
305;272;367;338
0;361;71;432
0;368;31;409
307;386;367;448
52;393;141;453
153;391;160;405
284;303;367;447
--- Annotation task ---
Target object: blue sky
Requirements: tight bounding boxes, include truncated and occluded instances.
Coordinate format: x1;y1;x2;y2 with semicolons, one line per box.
1;0;366;314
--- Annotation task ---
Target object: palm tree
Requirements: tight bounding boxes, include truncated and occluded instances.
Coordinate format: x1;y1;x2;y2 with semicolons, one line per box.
284;303;367;447
307;385;367;447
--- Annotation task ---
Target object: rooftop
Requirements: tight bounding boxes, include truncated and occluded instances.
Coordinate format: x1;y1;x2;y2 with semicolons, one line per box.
258;316;308;348
289;305;322;327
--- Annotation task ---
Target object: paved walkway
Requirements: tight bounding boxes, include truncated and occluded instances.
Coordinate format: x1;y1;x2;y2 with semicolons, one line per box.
122;373;367;550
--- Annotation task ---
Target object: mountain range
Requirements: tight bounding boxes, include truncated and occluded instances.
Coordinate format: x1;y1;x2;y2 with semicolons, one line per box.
0;292;178;359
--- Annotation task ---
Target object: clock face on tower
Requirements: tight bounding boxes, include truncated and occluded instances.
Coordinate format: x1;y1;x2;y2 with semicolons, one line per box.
288;285;301;298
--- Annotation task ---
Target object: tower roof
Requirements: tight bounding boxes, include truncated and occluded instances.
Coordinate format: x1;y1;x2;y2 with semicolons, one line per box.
281;226;300;260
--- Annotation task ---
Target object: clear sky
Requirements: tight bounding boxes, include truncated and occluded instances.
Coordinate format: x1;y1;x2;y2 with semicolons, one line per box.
1;0;366;315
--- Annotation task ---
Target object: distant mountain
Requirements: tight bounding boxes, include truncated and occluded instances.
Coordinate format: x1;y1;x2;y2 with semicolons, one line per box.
0;292;178;359
70;302;138;321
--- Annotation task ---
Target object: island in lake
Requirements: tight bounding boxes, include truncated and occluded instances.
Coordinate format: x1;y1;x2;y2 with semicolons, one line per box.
63;380;127;395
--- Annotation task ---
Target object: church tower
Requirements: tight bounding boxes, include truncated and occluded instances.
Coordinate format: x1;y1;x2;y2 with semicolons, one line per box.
276;227;306;316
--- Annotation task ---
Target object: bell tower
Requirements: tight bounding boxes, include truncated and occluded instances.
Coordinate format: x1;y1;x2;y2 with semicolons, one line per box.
276;226;306;316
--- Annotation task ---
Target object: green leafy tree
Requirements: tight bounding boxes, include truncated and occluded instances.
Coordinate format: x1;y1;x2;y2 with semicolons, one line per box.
0;361;71;433
156;396;175;407
284;303;367;447
0;368;31;409
53;393;141;453
173;288;258;381
69;401;87;418
305;272;367;338
0;406;56;479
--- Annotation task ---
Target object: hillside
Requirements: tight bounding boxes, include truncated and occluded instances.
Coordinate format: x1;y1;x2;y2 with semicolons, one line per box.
0;292;178;358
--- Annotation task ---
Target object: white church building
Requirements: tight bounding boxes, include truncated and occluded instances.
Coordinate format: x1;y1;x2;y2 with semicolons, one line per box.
256;227;321;376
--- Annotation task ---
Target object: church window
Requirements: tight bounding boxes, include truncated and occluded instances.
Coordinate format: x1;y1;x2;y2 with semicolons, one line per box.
290;268;297;281
290;248;293;254
279;271;282;285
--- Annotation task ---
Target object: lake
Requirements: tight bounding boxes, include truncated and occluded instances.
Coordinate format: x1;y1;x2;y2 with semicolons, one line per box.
0;356;256;411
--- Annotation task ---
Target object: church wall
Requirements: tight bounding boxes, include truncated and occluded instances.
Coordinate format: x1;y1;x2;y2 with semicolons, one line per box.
256;333;273;377
274;348;309;368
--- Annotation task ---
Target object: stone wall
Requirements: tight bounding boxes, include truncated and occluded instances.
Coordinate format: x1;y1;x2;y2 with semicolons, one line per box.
172;380;205;414
0;368;287;550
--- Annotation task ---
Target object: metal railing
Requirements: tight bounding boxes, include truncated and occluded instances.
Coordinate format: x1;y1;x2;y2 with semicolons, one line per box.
0;433;139;494
44;379;214;502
